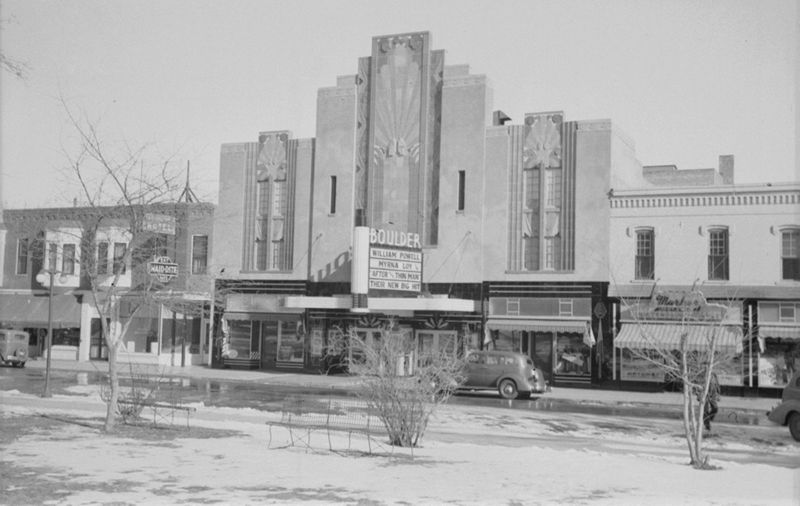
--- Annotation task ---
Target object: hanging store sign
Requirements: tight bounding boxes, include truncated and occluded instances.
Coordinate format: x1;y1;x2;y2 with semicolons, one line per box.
367;228;422;295
142;213;176;235
148;256;179;283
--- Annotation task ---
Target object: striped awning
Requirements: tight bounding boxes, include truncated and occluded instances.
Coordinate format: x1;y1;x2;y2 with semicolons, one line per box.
614;323;743;353
758;325;800;340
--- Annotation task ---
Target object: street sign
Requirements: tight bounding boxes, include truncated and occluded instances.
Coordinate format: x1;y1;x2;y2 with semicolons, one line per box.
148;256;179;283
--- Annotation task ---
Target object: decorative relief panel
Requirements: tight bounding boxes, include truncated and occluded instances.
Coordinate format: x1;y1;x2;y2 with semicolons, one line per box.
355;57;371;213
523;113;562;170
256;132;289;182
367;32;430;235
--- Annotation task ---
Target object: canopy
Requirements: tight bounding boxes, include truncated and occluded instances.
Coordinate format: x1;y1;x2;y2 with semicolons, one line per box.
0;293;82;328
614;323;743;354
758;325;800;340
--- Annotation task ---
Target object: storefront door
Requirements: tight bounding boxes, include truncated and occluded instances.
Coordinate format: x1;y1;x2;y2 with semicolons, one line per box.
529;332;554;384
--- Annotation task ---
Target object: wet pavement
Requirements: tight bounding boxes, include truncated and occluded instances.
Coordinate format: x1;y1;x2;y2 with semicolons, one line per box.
1;359;782;427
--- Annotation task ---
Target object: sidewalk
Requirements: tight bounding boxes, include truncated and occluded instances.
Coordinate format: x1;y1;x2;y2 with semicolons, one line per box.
23;358;781;416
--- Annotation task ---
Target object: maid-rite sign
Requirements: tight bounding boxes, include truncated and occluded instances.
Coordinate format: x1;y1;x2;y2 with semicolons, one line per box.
368;228;422;294
148;256;179;283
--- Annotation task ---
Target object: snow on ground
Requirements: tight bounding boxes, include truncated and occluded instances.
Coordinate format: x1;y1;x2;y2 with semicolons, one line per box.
1;389;798;505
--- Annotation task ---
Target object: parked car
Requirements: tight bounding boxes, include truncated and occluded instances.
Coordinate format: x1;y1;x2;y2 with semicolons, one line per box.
460;350;547;399
767;370;800;442
0;329;29;368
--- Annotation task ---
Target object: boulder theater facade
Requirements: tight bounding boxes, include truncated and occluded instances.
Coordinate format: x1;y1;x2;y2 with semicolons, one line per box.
212;31;648;385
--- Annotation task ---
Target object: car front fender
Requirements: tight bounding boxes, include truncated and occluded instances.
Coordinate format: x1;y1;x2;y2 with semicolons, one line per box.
767;399;800;425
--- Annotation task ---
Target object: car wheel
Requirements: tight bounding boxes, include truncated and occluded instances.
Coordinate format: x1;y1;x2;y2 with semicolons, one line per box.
499;379;518;399
789;412;800;442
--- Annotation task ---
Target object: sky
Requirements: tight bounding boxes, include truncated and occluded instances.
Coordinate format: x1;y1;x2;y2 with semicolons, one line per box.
0;0;797;209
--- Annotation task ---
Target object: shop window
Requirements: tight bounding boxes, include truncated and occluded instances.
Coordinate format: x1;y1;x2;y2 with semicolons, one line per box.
781;229;799;280
555;332;590;376
708;228;729;280
635;228;655;280
191;235;208;274
62;244;76;275
277;321;304;364
16;238;28;275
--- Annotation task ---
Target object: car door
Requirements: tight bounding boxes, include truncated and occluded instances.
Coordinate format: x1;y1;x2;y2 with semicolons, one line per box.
463;352;486;387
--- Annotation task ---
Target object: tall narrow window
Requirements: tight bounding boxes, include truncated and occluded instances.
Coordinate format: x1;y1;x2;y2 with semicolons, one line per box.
635;229;655;280
62;244;76;275
457;170;465;211
708;228;729;280
113;242;127;275
97;242;109;275
47;242;58;272
256;180;270;271
523;168;540;270
329;176;337;214
16;238;28;275
782;229;800;281
272;181;286;217
191;235;208;275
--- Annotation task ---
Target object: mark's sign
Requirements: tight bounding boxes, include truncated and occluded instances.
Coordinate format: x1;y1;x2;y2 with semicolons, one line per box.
622;289;737;323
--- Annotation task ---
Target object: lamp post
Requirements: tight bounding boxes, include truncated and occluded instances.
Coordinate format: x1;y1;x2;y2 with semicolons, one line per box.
36;268;67;398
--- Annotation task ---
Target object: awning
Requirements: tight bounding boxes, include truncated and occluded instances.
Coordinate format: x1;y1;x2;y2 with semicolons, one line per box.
614;323;743;353
223;312;301;322
486;318;588;333
283;295;479;313
758;325;800;340
0;293;82;328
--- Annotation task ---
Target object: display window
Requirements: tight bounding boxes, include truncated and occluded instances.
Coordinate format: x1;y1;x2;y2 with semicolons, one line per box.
554;332;591;376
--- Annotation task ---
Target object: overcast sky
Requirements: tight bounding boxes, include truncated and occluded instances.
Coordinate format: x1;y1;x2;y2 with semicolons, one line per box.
1;0;797;209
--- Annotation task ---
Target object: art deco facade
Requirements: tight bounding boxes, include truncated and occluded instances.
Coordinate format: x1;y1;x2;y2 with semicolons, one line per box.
213;31;647;386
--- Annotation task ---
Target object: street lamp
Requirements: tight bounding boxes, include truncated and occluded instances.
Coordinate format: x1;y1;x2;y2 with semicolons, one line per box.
36;267;68;398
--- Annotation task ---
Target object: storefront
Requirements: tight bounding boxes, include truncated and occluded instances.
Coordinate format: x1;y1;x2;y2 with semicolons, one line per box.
485;296;596;386
613;290;745;386
756;301;800;388
220;293;305;369
0;293;83;360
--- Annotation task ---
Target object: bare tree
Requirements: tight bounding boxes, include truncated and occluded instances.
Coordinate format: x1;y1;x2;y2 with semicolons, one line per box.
325;321;465;447
60;102;187;431
618;289;742;469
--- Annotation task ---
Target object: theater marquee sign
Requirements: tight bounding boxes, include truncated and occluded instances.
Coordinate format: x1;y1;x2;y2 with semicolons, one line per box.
368;228;422;295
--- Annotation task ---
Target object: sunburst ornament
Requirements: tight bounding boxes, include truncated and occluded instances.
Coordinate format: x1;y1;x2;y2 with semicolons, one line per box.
523;114;562;169
256;132;288;181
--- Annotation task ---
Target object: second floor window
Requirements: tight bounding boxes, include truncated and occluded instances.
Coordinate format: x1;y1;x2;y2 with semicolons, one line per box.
192;235;208;275
62;244;76;275
97;242;109;275
782;229;799;281
708;229;729;281
16;238;28;275
113;242;127;275
635;229;654;280
48;242;58;272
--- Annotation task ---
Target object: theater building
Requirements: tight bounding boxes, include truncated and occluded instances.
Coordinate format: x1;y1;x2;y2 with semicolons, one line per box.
609;158;800;389
211;31;657;385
